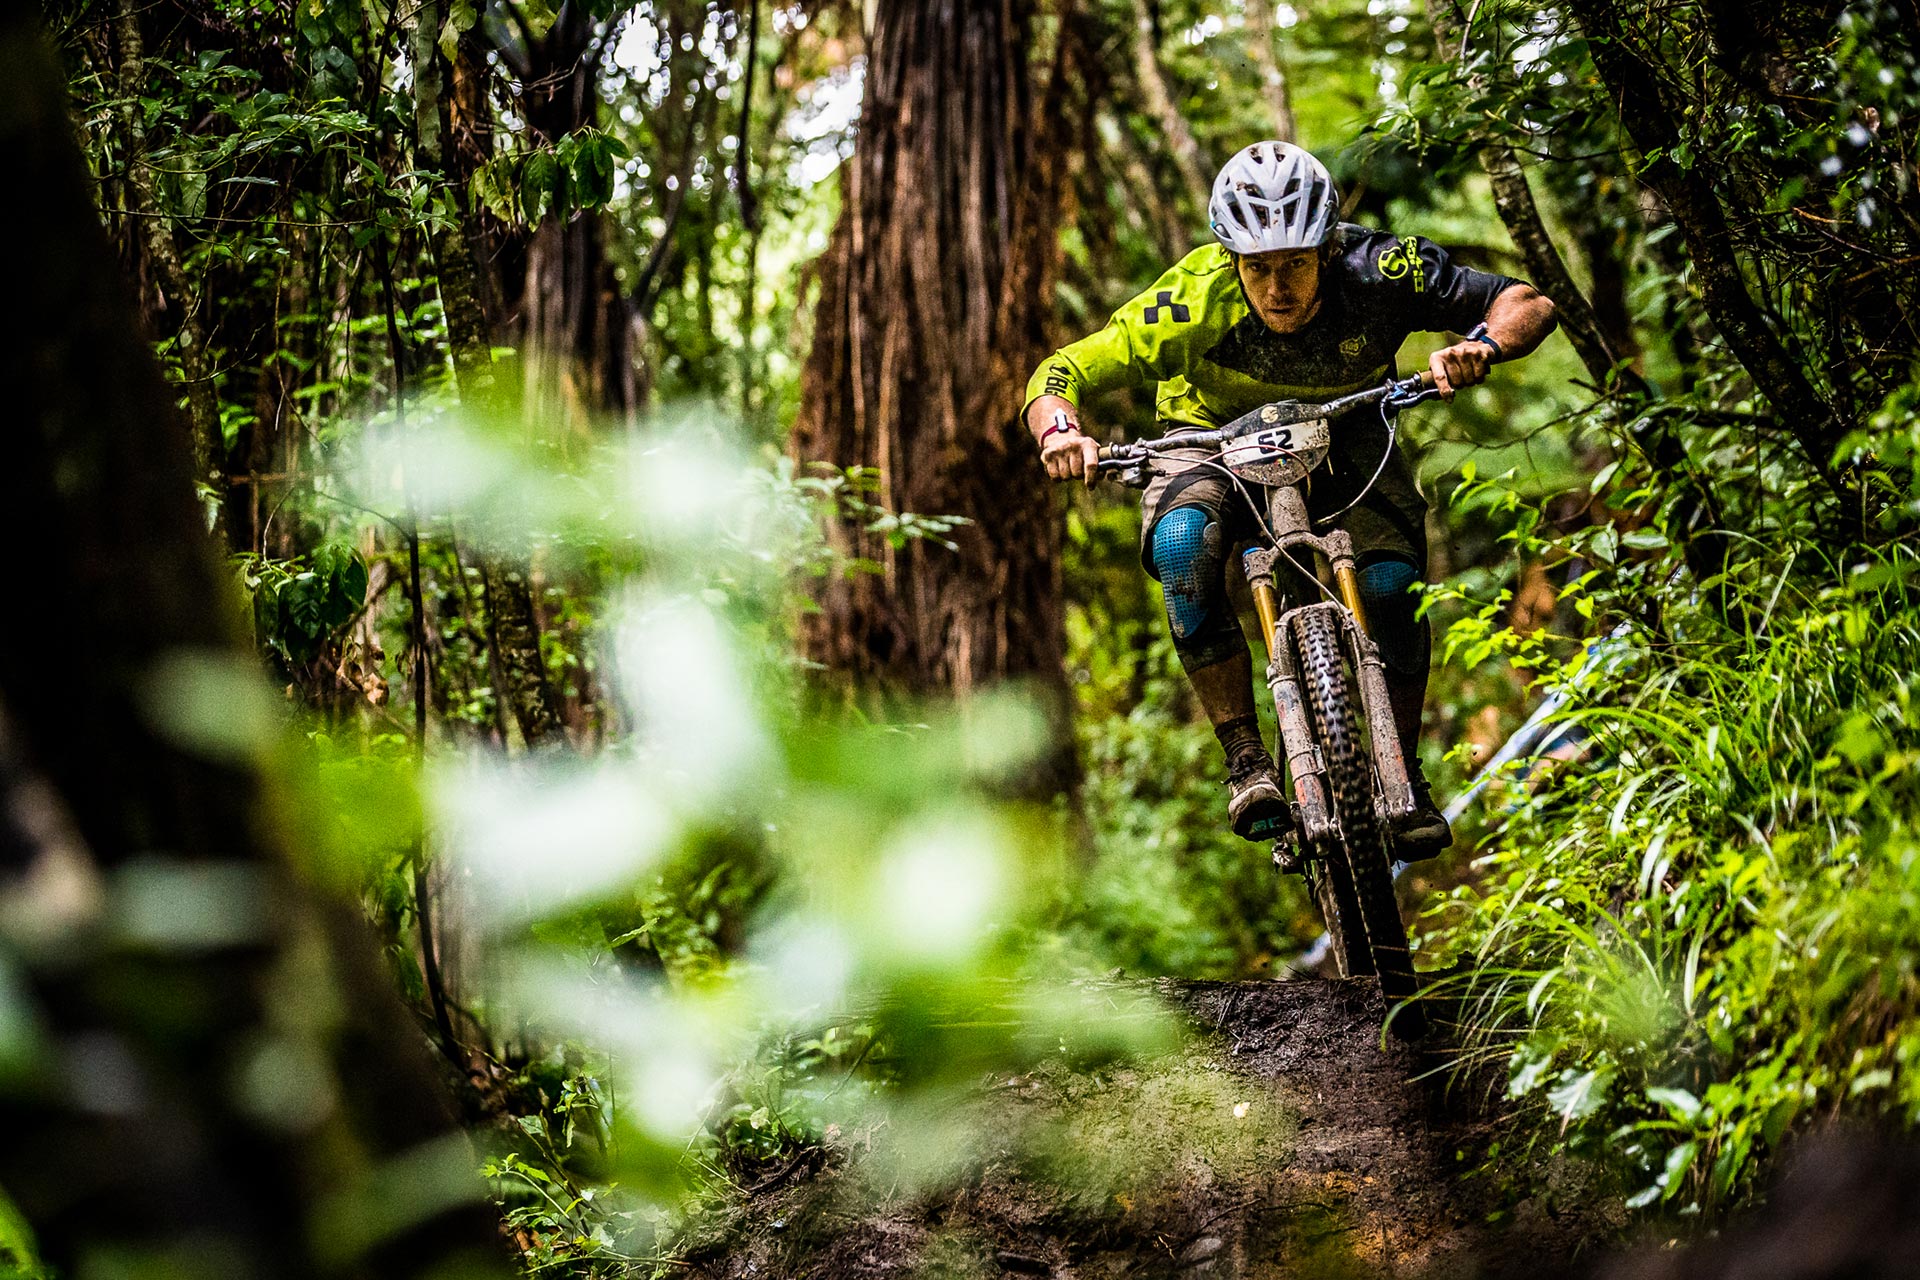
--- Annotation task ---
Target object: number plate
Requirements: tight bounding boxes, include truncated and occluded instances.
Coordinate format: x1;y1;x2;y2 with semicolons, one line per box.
1220;416;1332;486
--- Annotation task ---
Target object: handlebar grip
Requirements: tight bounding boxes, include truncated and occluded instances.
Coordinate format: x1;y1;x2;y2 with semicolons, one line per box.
1097;444;1114;461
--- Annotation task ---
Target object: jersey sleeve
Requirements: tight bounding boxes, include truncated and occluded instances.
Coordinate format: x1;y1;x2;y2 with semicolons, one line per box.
1410;236;1524;334
1023;256;1214;412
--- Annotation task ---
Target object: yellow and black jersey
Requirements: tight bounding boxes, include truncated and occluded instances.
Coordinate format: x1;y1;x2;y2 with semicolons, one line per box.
1025;227;1522;431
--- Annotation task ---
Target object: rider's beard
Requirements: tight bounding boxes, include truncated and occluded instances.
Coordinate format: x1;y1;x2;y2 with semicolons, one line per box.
1259;291;1323;334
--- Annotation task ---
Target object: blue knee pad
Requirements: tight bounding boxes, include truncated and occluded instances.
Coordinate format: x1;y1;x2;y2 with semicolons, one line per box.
1357;557;1429;678
1151;508;1244;671
1151;508;1222;639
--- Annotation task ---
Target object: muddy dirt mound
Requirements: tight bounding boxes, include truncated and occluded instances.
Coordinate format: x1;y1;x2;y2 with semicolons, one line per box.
679;979;1616;1279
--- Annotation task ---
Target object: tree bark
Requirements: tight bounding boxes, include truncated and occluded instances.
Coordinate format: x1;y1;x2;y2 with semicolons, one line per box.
480;563;563;747
1244;0;1298;144
792;0;1087;721
413;0;566;750
1563;0;1857;511
1129;0;1209;211
734;0;765;425
112;0;224;509
1575;218;1639;371
0;11;510;1275
412;0;494;401
488;6;637;433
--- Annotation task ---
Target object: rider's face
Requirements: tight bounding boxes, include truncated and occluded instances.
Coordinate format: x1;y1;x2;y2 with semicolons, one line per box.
1236;248;1322;334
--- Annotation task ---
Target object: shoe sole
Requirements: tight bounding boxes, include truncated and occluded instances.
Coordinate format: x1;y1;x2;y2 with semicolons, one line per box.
1391;825;1454;861
1230;779;1290;842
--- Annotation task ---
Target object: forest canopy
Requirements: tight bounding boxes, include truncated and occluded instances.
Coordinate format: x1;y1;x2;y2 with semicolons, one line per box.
3;0;1918;1275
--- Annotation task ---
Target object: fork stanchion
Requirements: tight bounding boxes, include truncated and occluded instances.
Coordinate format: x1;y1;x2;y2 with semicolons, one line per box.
1251;577;1283;654
1333;563;1371;634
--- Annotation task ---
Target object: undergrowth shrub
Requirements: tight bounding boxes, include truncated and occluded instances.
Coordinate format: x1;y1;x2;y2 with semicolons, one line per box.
1068;630;1320;979
299;422;1182;1275
1433;536;1920;1214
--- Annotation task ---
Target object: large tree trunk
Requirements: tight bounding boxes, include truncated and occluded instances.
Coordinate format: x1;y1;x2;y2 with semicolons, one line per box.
792;1;1086;711
489;6;638;434
0;11;509;1275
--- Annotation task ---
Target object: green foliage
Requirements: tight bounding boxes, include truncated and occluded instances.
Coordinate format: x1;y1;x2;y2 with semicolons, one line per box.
59;0;1920;1260
1070;635;1318;978
1430;508;1920;1213
472;128;632;226
240;540;370;666
294;419;1180;1266
0;1184;47;1280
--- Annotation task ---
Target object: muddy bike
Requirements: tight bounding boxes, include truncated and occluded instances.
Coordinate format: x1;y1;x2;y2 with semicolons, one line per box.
1098;371;1442;1031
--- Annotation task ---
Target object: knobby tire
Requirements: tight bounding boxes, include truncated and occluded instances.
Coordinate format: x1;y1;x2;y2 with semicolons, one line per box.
1309;823;1370;978
1295;610;1422;1029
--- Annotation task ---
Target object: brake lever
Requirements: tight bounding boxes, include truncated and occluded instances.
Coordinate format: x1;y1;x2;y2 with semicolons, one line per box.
1384;388;1442;412
1094;461;1151;487
1382;376;1443;414
1095;446;1151;488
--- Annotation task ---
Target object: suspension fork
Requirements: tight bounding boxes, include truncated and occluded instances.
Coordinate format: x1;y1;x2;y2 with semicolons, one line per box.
1259;486;1418;826
1319;530;1418;824
1243;546;1334;845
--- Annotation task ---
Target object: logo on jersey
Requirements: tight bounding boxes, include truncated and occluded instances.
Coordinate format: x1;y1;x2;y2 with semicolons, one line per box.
1340;336;1366;357
1376;237;1426;293
1142;290;1190;324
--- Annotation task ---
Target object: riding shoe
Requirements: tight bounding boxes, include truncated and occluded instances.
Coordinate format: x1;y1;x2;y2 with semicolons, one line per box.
1226;742;1292;843
1391;779;1453;860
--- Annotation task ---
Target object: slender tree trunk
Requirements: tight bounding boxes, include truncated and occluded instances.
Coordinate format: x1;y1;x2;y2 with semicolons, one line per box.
450;31;506;346
1244;0;1298;143
412;2;493;400
479;565;563;746
1575;220;1638;371
1425;0;1745;601
494;9;638;434
1424;0;1642;396
1563;0;1857;512
414;0;566;749
735;0;764;425
792;0;1087;746
0;12;510;1274
1129;0;1209;210
629;0;723;320
113;0;224;512
1112;119;1186;261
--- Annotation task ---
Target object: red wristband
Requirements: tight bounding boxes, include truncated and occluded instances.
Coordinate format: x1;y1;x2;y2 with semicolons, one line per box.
1039;411;1080;446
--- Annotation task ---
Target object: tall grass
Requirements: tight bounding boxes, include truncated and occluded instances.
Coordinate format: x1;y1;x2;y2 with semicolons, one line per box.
1431;540;1920;1212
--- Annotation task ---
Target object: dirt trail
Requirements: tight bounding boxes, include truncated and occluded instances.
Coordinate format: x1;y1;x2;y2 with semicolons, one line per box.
682;979;1615;1279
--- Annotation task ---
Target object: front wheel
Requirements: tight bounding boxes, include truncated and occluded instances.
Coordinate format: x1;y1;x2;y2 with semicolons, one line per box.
1294;609;1422;1030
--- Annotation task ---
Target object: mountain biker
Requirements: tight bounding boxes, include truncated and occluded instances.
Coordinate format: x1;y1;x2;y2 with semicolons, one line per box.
1025;141;1557;859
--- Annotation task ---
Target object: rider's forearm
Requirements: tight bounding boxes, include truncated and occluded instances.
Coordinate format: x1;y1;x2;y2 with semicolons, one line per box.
1480;285;1558;360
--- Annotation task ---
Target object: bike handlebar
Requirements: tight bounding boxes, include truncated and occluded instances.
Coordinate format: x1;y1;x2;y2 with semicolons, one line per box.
1096;370;1439;466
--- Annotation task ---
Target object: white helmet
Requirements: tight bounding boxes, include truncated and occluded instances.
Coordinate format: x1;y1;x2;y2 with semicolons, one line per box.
1208;141;1340;254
